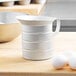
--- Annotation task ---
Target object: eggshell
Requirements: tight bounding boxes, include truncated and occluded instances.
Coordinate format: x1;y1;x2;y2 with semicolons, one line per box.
62;50;76;59
69;55;76;70
51;55;68;69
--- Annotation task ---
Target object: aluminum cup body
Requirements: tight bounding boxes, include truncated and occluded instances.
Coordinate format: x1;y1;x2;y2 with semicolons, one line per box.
22;24;52;33
22;40;52;51
22;32;52;42
22;49;52;60
17;15;60;60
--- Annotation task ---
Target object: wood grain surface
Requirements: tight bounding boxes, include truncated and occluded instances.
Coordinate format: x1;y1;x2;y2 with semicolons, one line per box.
0;4;44;15
0;32;76;76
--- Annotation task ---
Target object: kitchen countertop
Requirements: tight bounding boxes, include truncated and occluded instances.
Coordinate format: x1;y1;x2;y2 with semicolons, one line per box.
0;4;44;15
0;32;76;76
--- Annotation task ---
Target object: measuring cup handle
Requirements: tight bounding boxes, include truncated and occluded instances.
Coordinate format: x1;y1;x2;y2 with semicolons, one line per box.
52;19;61;37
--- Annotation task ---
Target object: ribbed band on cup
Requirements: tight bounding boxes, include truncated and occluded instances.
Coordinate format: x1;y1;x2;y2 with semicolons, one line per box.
22;32;52;42
22;24;52;33
22;40;52;51
22;49;53;60
22;48;53;52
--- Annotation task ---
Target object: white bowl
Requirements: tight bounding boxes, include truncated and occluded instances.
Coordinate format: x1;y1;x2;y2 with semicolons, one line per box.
22;24;52;33
22;40;52;50
0;12;27;42
22;49;52;60
0;23;21;42
22;32;51;42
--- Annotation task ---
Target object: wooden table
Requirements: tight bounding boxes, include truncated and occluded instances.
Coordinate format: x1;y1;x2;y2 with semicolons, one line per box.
0;32;76;76
0;4;44;15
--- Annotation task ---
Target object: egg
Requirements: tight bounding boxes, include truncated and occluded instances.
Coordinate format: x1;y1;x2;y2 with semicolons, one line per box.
51;54;68;69
62;50;75;59
69;55;76;70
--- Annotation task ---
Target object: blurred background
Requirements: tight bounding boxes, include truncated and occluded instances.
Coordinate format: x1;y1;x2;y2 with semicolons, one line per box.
43;0;76;32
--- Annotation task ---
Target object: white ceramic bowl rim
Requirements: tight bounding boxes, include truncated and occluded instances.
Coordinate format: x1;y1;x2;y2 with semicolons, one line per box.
0;11;27;25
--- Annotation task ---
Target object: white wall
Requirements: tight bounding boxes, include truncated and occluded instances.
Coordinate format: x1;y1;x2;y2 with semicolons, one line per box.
43;1;76;26
47;0;76;2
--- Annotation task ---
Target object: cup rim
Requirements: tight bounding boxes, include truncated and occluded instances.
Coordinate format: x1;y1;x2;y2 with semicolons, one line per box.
17;15;57;22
